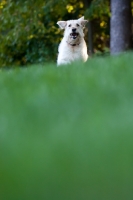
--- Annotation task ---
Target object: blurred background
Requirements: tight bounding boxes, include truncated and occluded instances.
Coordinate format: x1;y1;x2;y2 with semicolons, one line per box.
0;0;132;67
1;1;133;200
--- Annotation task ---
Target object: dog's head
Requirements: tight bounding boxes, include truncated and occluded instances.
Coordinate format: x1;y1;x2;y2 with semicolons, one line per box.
57;16;88;40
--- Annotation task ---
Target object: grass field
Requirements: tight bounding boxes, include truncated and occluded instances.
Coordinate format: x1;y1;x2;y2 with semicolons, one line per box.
0;53;133;200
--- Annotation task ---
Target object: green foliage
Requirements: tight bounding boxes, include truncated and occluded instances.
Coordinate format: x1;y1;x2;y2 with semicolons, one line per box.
0;0;65;67
85;0;110;53
0;53;133;199
85;0;110;19
0;0;86;67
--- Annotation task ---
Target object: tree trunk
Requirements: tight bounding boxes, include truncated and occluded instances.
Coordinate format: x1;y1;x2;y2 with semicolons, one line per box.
110;0;132;55
84;0;94;55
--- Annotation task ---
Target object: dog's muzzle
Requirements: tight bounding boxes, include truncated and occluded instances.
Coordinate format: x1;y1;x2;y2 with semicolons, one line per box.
70;28;79;39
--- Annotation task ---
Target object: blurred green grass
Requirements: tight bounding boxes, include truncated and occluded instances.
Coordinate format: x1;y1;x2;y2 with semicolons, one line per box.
0;53;133;200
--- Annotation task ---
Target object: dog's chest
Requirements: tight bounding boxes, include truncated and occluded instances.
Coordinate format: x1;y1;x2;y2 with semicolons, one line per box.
66;45;83;59
57;38;87;64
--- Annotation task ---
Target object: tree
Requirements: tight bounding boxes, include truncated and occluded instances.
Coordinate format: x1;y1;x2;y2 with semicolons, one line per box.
110;0;132;55
85;0;110;55
83;0;94;55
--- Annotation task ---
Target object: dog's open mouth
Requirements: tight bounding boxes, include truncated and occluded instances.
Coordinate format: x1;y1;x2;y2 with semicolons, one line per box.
70;32;79;39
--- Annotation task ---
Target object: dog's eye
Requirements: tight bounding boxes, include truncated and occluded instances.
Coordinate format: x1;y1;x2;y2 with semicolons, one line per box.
76;24;79;27
68;24;71;27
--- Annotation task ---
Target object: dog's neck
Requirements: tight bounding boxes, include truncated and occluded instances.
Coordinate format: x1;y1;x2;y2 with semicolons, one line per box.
66;41;80;46
66;36;80;46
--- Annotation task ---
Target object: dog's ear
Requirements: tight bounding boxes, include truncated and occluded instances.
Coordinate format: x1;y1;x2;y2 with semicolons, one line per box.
78;16;88;28
57;21;67;29
78;16;85;21
81;20;88;27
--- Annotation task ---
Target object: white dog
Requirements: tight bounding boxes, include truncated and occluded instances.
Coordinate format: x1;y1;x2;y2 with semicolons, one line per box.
57;16;88;66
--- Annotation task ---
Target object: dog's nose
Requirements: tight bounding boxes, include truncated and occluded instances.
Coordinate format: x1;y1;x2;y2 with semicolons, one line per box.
72;28;76;32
